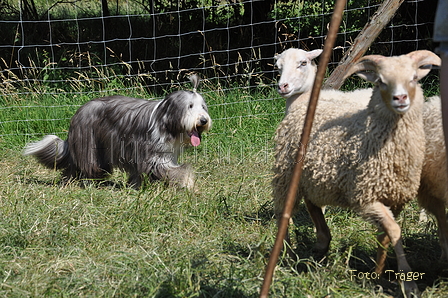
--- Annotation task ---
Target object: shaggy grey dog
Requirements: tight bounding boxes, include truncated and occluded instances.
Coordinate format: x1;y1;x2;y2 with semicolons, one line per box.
24;75;211;190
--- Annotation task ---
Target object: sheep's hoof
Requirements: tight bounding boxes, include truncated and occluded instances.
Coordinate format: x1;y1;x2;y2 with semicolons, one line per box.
314;237;330;258
311;245;326;258
285;246;299;262
400;280;420;298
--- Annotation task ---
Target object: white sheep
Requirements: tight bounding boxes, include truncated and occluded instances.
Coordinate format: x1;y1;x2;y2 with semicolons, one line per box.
274;48;372;114
275;48;322;112
418;96;448;259
274;48;372;253
272;50;441;297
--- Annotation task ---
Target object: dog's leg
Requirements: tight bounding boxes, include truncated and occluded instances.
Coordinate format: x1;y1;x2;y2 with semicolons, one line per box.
127;173;143;190
157;163;195;190
171;164;195;190
62;167;78;184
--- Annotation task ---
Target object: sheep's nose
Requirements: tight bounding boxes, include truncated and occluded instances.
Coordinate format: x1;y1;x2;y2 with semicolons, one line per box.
393;94;408;104
279;83;289;93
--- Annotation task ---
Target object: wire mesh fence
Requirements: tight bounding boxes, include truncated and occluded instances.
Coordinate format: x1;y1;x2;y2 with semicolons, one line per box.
0;0;439;138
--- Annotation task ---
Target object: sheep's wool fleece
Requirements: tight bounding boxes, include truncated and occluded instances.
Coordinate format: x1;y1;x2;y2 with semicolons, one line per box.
418;96;448;206
272;88;426;216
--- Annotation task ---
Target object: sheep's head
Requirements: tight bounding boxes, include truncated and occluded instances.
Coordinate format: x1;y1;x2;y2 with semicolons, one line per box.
275;48;323;98
345;50;441;114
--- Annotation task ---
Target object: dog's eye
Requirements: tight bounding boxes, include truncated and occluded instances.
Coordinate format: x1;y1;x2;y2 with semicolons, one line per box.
189;103;193;109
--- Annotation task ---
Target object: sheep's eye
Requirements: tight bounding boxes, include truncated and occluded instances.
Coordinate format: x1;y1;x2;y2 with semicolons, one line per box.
377;80;387;89
189;103;193;109
299;61;307;67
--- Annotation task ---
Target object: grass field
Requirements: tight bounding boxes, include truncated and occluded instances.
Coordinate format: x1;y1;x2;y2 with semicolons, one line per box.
1;77;448;297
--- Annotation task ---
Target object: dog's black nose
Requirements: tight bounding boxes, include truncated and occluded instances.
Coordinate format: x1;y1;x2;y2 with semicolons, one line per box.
200;116;208;125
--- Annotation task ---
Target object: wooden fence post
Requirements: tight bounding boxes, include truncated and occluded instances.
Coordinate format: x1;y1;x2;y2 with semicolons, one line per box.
323;0;405;90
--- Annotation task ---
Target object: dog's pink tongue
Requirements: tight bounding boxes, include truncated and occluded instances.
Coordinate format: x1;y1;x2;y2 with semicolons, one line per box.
190;131;201;147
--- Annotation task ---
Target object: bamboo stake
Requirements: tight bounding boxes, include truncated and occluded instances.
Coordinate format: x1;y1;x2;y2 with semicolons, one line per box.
259;0;347;297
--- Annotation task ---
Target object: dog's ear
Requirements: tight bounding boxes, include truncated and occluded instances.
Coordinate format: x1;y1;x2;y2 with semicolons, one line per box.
189;74;200;92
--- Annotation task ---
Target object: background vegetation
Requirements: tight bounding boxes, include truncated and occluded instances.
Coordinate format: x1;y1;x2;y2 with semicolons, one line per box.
1;0;447;297
0;0;439;90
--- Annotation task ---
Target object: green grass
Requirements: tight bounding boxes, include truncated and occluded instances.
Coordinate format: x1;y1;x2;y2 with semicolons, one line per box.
1;78;448;297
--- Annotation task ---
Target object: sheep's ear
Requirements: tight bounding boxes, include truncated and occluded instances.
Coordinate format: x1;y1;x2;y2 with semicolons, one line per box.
415;65;434;81
307;49;323;61
407;50;441;67
406;50;441;80
355;70;379;83
344;56;383;82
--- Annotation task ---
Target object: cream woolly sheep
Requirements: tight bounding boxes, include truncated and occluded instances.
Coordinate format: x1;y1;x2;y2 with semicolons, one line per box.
418;96;448;259
275;48;371;114
272;50;441;297
276;48;448;262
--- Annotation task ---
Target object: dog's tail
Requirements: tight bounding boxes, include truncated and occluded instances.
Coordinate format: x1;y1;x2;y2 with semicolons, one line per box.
24;135;70;170
189;74;200;92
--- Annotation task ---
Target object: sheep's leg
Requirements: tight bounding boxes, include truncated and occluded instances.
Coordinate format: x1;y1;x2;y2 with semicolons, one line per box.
305;199;331;255
375;228;390;275
421;197;448;260
276;216;298;261
361;202;419;298
434;209;448;260
375;205;405;274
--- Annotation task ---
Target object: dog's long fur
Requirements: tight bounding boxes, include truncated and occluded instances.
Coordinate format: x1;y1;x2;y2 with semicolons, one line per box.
24;75;211;190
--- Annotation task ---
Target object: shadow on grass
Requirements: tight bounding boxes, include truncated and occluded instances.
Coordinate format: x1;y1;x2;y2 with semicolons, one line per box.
0;232;29;252
256;202;448;296
339;228;448;296
21;176;64;187
245;198;314;227
22;175;130;190
395;233;448;293
21;170;176;193
249;199;275;226
154;281;258;298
